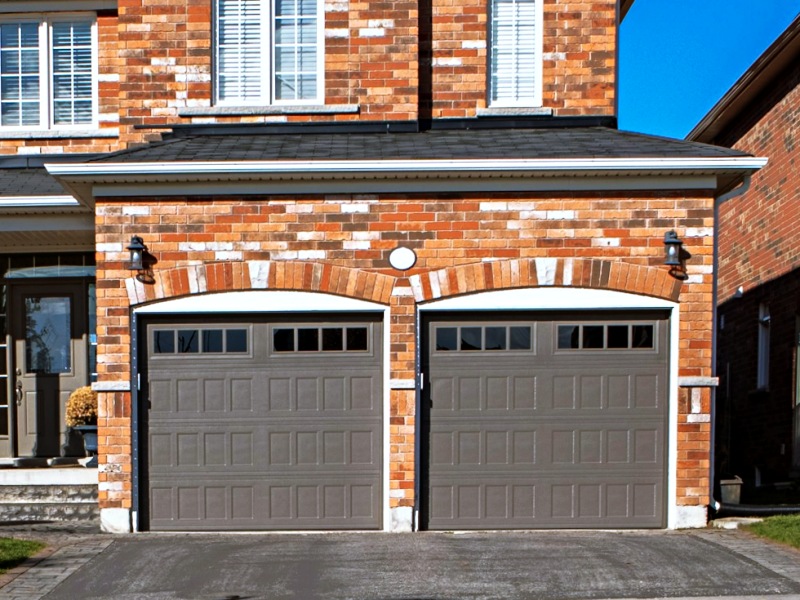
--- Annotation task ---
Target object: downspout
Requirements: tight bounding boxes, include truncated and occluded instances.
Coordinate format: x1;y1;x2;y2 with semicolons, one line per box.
709;175;752;515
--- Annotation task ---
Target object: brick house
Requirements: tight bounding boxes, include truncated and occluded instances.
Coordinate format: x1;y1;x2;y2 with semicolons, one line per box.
1;0;763;532
688;14;800;496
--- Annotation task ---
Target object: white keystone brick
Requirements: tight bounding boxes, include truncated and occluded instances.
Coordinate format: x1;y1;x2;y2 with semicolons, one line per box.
248;261;270;288
535;257;558;286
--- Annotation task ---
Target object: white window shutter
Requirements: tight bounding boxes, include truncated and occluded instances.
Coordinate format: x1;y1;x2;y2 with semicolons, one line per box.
51;21;93;125
490;0;541;106
217;0;263;102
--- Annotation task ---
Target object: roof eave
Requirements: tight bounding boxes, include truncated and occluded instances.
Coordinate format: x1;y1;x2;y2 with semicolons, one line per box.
688;14;800;143
47;157;768;206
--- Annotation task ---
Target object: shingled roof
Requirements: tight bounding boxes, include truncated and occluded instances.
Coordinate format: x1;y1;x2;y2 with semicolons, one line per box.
95;126;749;164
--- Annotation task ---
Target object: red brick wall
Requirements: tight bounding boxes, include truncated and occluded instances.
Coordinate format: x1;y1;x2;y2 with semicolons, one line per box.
716;60;800;302
430;0;617;117
93;191;714;512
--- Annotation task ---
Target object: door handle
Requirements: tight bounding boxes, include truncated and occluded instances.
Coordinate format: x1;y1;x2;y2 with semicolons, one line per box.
15;381;22;406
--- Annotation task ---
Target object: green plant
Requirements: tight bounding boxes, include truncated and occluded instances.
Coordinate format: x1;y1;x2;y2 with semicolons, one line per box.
746;514;800;550
0;537;45;574
65;385;98;427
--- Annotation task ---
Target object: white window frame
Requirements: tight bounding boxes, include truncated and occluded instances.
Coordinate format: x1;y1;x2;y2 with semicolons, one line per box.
488;0;543;108
213;0;324;107
757;303;770;390
0;13;98;131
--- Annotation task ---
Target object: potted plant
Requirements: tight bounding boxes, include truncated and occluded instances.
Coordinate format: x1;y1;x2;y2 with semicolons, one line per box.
66;386;98;467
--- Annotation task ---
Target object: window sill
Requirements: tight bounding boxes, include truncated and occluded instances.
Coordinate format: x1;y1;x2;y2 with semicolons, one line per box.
179;105;360;117
477;107;553;117
0;128;119;140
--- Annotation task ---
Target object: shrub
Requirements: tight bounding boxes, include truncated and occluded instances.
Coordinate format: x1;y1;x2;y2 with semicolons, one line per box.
65;386;98;427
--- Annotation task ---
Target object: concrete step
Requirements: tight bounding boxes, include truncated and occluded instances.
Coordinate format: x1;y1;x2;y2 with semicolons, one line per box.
0;467;99;522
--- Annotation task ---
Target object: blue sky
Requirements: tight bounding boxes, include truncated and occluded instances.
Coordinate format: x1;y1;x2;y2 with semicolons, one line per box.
619;1;800;139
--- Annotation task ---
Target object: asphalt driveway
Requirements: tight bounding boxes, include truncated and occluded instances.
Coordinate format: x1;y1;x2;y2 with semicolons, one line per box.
33;529;800;600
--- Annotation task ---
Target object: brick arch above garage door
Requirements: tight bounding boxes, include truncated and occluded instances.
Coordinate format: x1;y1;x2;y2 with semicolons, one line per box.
408;258;682;303
124;258;680;307
125;260;395;306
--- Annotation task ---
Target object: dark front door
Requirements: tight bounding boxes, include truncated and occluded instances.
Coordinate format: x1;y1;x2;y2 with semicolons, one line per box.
10;281;89;457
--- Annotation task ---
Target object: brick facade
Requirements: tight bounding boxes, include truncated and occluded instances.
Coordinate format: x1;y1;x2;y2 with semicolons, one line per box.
0;0;741;529
92;192;716;513
694;33;800;488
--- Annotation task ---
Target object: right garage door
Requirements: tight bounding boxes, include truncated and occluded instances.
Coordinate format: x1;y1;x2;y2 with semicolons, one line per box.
424;311;669;529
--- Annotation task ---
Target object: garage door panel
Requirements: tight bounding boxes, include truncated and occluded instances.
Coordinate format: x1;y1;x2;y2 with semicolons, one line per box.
427;476;664;529
145;318;382;531
426;314;668;529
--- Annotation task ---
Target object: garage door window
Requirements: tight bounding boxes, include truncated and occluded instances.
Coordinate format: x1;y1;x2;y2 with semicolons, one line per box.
273;325;369;352
435;325;532;352
152;328;248;354
557;323;654;351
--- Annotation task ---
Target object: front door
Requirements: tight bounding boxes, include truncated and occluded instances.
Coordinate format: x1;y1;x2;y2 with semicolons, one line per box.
10;281;88;457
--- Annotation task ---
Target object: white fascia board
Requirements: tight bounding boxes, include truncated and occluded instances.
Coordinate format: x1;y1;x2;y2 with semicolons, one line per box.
0;195;80;208
46;157;769;178
0;213;94;232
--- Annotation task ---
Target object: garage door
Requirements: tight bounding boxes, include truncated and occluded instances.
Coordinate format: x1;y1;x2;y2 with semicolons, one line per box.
144;316;382;531
424;311;669;529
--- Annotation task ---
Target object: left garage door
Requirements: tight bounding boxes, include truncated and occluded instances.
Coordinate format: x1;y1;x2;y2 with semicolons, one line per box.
143;316;383;531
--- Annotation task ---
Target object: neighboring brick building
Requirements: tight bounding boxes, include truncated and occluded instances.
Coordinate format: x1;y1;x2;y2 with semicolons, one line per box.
688;14;800;496
1;0;763;532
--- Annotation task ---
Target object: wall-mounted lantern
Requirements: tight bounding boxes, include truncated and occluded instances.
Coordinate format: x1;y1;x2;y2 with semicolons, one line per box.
663;230;683;267
126;236;147;271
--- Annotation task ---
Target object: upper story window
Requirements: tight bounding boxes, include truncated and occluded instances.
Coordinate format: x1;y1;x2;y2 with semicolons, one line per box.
215;0;323;106
0;15;96;129
489;0;542;107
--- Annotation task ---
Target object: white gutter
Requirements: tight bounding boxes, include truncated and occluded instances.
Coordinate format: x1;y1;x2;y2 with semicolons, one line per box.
0;195;80;208
46;157;768;177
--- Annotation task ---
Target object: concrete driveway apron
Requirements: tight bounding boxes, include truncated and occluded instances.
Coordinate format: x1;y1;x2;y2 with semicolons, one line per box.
20;529;800;600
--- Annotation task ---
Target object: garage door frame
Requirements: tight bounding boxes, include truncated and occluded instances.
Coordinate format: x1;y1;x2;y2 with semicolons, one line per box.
418;287;680;529
130;291;391;532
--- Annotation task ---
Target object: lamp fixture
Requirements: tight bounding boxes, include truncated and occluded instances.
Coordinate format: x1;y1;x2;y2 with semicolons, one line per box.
126;236;147;271
663;230;682;267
